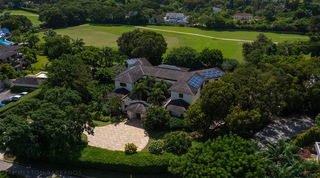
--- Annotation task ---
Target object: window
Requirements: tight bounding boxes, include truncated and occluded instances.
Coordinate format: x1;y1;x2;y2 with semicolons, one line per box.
179;93;183;98
120;83;126;87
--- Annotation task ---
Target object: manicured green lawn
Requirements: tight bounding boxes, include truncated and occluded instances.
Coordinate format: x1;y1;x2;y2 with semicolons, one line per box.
54;24;308;60
3;10;41;27
32;55;49;71
145;25;308;43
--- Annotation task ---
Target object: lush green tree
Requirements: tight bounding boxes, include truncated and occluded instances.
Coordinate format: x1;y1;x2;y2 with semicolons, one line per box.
147;88;166;105
143;106;170;131
226;106;263;138
43;29;56;38
0;64;16;80
130;82;149;100
143;75;156;89
23;32;40;48
39;6;67;28
199;48;224;67
117;29;167;65
0;115;39;158
148;140;164;155
71;38;85;54
262;139;316;178
169;134;266;178
163;131;192;155
43;35;72;60
164;46;201;70
0;14;32;32
45;54;94;101
94;67;116;84
108;96;122;115
155;79;170;96
185;81;235;134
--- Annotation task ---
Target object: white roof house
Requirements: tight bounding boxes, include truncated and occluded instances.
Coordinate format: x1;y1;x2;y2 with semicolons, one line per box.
164;13;188;25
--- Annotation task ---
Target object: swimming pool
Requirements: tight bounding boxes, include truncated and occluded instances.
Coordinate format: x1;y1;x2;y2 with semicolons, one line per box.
0;38;14;45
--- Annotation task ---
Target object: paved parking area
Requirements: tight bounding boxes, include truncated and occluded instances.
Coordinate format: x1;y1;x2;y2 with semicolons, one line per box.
0;90;16;102
85;119;149;151
254;115;315;148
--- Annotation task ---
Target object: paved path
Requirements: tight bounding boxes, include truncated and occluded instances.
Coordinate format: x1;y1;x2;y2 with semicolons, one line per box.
86;120;149;151
135;26;255;43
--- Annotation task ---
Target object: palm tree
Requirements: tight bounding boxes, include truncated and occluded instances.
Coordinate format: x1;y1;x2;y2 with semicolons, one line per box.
26;33;40;48
99;46;113;67
130;82;149;100
144;75;156;89
43;29;56;38
155;79;170;96
262;138;313;178
72;38;85;53
147;88;166;105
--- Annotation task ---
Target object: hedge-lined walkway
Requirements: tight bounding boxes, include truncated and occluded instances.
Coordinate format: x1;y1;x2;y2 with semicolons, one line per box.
86;119;149;151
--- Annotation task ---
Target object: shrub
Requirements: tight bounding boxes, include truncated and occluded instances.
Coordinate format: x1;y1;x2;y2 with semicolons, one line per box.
293;127;320;147
149;140;164;155
125;143;137;155
169;117;185;130
164;131;192;155
143;106;170;131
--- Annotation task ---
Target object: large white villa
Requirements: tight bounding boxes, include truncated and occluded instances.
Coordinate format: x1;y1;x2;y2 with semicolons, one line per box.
109;58;224;120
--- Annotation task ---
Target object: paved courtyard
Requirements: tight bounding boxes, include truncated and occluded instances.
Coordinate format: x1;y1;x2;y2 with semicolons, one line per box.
85;120;149;151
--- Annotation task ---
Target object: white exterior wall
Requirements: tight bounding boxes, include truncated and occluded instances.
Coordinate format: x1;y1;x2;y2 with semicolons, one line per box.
115;81;134;91
170;88;201;104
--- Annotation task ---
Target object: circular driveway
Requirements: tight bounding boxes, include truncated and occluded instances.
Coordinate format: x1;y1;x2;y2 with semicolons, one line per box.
85;120;149;151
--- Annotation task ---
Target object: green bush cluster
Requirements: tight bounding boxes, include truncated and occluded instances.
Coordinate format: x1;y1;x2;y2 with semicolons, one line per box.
293;127;320;147
66;146;176;173
164;131;192;155
125;143;137;155
149;140;164;155
168;117;185;130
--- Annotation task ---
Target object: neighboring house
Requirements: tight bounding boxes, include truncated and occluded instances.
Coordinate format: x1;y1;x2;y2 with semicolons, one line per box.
212;6;222;14
110;58;224;119
164;13;188;25
13;77;41;88
13;71;48;88
233;13;254;22
0;44;19;63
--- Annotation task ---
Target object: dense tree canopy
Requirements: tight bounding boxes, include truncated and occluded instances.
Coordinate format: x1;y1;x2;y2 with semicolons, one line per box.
169;134;265;178
117;29;167;65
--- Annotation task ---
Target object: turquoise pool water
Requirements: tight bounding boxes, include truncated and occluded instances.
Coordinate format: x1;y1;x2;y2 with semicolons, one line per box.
0;38;14;45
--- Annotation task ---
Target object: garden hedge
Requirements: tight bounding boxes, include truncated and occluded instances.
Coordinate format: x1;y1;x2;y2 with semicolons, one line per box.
66;146;176;174
293;127;320;147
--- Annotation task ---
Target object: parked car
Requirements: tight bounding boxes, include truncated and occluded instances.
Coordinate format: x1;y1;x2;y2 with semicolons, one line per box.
1;98;12;104
10;95;22;101
19;92;28;96
0;103;5;107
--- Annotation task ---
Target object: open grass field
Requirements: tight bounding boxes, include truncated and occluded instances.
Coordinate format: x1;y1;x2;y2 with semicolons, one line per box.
2;10;41;27
1;10;308;60
54;24;308;60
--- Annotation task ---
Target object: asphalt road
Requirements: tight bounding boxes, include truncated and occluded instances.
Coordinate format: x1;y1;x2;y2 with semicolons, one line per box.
0;90;15;103
0;160;82;178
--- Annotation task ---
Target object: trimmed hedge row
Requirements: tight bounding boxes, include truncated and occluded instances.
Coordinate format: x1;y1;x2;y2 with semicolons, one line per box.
293;127;320;147
67;146;177;174
0;89;41;114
